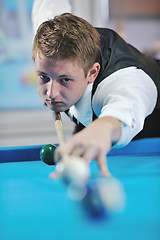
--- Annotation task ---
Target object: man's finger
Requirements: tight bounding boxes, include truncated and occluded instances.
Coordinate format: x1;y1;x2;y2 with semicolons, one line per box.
97;154;111;177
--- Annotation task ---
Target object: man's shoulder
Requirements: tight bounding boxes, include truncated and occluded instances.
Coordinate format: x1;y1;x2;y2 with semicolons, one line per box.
95;27;125;49
95;27;117;37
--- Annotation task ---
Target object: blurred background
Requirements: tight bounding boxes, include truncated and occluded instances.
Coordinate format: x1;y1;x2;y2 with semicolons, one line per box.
0;0;160;147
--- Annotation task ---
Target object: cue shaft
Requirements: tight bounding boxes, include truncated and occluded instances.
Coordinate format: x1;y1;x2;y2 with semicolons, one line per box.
53;112;65;145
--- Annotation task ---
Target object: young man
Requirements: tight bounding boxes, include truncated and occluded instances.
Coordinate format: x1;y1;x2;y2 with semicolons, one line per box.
32;12;160;176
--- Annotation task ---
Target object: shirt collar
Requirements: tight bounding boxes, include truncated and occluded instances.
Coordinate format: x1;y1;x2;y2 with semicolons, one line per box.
69;83;93;126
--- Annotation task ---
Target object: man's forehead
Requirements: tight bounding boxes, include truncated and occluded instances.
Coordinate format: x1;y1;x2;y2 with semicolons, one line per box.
35;54;85;77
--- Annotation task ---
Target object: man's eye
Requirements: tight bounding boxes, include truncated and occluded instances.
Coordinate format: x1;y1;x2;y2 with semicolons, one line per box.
40;75;50;82
60;78;71;84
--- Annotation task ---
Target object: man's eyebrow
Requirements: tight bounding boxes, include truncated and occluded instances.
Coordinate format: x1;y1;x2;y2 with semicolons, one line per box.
36;71;73;79
58;74;73;78
36;71;47;75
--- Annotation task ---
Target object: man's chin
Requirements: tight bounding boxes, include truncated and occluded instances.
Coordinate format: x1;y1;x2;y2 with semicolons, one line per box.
47;104;68;112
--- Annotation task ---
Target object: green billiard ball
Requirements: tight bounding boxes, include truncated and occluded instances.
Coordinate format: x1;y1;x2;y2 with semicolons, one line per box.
40;144;57;165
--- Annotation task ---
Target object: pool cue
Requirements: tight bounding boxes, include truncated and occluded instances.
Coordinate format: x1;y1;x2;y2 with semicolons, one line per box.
53;111;69;163
49;112;66;179
53;112;65;145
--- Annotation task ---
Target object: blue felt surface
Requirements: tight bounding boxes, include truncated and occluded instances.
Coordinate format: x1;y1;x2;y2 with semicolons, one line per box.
0;138;160;240
0;155;160;240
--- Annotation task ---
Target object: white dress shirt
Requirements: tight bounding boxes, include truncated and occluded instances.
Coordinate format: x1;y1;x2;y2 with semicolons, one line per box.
68;67;157;147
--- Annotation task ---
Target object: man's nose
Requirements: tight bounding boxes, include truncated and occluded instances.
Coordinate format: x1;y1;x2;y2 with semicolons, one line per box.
47;80;59;99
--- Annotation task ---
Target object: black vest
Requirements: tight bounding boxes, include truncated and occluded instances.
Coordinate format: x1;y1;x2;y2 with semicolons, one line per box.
67;28;160;138
92;28;160;108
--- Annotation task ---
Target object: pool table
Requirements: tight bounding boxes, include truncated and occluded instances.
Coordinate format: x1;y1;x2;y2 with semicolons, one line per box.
0;138;160;240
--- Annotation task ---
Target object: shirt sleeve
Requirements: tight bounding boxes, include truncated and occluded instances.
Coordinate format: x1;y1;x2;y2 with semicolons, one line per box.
31;0;71;35
92;67;158;147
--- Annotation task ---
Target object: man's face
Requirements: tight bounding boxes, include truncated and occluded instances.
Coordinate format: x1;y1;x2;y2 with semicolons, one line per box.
35;54;90;112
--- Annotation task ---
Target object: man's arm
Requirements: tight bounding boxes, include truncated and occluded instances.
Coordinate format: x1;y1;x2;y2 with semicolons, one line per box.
32;0;71;35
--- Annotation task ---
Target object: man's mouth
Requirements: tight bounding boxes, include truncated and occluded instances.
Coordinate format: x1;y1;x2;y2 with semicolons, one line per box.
45;100;64;106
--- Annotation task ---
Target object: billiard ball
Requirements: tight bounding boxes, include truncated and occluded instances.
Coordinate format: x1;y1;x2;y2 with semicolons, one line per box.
40;144;57;165
67;181;87;201
97;177;126;212
81;182;106;218
59;156;90;185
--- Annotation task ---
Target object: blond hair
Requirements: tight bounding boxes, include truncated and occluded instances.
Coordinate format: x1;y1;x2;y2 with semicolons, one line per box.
32;13;100;76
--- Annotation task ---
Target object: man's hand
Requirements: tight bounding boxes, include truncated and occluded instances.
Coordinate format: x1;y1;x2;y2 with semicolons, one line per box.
55;116;122;177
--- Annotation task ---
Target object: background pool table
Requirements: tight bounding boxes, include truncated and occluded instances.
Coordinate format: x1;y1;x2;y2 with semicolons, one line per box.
0;138;160;240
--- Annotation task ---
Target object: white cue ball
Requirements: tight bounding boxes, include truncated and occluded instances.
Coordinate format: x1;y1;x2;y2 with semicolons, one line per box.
97;177;126;212
60;156;90;185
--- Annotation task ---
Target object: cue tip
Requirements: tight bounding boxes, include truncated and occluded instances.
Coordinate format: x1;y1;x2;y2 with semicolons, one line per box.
53;111;61;121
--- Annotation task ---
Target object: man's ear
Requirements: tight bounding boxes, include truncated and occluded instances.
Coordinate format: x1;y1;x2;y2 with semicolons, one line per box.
87;62;100;84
